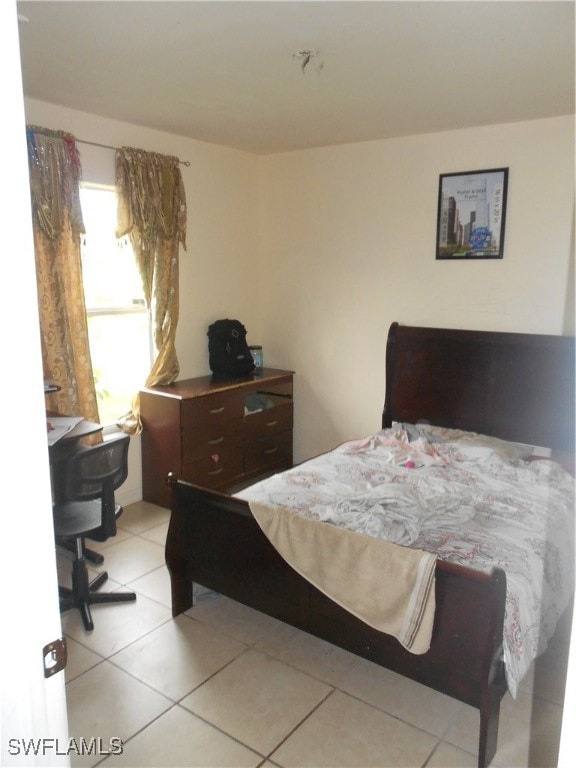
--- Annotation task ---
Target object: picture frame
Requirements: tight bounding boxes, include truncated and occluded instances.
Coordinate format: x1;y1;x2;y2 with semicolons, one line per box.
436;167;508;260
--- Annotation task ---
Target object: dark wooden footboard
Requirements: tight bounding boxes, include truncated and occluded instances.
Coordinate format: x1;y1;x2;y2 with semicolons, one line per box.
166;476;508;768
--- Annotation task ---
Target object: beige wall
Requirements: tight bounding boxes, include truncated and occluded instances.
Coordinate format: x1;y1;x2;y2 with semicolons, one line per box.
25;100;575;490
258;116;575;460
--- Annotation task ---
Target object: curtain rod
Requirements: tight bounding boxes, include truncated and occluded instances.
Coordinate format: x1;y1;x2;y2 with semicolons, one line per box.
77;137;191;167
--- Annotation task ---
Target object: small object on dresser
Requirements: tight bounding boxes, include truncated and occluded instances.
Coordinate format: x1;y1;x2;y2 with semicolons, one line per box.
249;345;263;369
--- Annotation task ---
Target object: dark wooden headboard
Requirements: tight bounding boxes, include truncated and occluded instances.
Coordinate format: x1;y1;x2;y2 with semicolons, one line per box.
382;323;575;459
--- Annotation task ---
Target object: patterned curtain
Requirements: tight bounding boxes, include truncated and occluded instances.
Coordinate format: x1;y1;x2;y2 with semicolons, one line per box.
115;147;187;433
27;126;99;425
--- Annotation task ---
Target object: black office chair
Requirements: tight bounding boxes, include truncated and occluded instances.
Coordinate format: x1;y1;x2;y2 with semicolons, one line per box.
53;434;136;631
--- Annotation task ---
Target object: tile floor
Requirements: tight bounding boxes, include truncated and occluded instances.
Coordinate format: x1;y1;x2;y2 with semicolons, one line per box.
56;500;571;768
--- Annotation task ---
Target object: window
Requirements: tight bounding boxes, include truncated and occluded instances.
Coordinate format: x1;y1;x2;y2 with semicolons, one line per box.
80;184;152;425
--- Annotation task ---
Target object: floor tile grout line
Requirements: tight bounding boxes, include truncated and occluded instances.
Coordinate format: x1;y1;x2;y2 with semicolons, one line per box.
65;649;271;763
420;739;443;768
169;701;268;764
68;630;252;707
63;609;175;679
240;641;468;747
265;687;337;765
89;704;174;768
172;645;262;704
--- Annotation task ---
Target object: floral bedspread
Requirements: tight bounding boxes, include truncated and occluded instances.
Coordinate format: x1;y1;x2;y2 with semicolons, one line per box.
237;425;575;697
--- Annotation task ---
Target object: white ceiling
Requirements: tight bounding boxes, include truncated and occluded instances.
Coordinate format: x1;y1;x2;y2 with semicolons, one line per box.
16;1;575;155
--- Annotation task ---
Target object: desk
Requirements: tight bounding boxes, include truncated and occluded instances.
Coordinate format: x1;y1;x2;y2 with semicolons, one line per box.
47;415;101;446
66;419;101;440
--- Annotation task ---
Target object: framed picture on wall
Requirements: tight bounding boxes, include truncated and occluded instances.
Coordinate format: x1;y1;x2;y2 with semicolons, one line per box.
436;167;509;260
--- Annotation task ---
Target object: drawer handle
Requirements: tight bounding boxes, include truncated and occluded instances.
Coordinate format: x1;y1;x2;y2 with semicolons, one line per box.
265;420;279;428
208;436;224;445
209;406;225;414
207;467;224;476
263;447;279;455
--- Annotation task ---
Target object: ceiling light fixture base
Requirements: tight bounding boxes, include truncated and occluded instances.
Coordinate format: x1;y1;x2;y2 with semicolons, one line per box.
293;48;323;74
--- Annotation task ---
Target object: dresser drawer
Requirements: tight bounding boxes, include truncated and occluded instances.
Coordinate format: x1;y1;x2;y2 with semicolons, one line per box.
182;390;244;429
183;445;243;489
245;430;293;474
182;419;242;461
244;401;293;439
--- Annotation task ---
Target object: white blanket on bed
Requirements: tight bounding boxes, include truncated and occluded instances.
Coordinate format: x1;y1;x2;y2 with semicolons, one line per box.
238;425;575;697
249;500;437;654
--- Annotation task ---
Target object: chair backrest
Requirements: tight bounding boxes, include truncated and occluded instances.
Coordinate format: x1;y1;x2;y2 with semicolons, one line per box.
62;434;130;539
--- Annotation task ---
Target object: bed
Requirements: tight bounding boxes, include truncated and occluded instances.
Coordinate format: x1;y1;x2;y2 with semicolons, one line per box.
165;322;575;768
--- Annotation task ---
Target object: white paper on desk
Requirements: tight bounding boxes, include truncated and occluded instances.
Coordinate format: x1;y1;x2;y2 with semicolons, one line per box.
47;416;84;446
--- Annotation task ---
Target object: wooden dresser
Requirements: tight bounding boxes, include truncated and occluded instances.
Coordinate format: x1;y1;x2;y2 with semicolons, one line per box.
140;368;294;507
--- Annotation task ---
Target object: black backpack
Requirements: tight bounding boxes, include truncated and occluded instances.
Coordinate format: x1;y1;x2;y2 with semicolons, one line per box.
207;319;255;379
